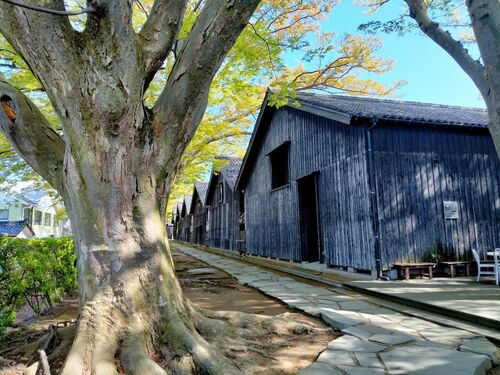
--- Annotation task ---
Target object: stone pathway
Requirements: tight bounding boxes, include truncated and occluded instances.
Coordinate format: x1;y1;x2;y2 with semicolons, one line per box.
344;279;500;330
175;244;500;375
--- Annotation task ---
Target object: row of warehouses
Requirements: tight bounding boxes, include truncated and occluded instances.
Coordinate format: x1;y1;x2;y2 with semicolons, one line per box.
171;92;500;276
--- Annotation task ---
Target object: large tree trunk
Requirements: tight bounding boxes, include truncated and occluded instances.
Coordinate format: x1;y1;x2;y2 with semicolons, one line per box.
58;110;239;374
467;0;500;157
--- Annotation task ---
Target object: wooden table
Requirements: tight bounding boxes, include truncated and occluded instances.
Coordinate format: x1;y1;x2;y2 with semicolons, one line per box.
393;263;435;280
438;261;470;278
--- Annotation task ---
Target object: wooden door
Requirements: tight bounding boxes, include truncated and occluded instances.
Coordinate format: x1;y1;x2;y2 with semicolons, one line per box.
298;173;321;263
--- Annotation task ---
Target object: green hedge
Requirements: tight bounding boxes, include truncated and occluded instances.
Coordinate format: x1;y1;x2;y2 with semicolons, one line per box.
0;236;77;335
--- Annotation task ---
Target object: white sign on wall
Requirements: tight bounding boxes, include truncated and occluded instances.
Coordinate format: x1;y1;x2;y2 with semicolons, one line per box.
443;201;459;219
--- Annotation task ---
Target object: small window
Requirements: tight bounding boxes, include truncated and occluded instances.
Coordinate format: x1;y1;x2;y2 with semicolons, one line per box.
206;210;211;232
44;213;52;226
34;210;42;225
269;142;290;189
195;200;202;214
0;208;8;221
217;183;224;203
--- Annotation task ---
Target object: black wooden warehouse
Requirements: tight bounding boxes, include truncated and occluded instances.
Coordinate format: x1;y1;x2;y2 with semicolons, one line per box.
173;202;183;240
235;92;500;275
178;195;193;242
205;158;243;251
190;182;209;245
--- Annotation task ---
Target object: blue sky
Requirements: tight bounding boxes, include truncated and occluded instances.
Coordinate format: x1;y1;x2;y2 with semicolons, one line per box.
293;0;485;108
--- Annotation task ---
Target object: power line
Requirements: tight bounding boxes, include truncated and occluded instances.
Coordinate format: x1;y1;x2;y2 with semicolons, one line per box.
0;0;95;16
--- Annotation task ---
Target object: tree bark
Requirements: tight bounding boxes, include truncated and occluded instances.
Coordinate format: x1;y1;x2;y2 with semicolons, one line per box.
62;176;237;374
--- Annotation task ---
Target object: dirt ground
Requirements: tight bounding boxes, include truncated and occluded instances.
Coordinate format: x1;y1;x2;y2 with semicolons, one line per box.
0;249;337;374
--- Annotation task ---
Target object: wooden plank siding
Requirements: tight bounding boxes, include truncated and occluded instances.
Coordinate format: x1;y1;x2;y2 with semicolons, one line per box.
191;190;207;245
178;197;193;242
243;107;374;269
371;124;500;266
241;103;499;272
206;175;241;251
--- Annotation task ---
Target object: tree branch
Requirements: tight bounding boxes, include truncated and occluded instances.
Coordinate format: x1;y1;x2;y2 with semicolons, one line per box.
0;1;78;103
0;0;94;16
405;0;488;96
150;0;261;179
138;0;188;88
0;75;65;192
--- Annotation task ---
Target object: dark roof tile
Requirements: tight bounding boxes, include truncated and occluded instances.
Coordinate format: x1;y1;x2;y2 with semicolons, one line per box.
220;159;243;189
195;182;209;205
183;195;193;213
296;92;488;127
0;220;33;237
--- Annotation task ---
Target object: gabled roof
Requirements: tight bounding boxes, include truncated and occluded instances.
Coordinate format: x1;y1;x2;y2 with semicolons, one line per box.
236;91;489;190
205;158;243;205
174;202;183;221
194;182;209;204
181;195;192;217
220;158;243;190
0;220;34;237
189;182;209;214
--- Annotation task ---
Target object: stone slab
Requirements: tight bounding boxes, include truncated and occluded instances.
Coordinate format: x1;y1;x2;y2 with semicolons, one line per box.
316;349;358;366
460;337;500;365
338;300;376;312
327;336;387;353
185;267;217;274
297;362;342;375
369;333;414;346
320;310;365;330
380;344;492;375
337;364;386;375
354;352;382;368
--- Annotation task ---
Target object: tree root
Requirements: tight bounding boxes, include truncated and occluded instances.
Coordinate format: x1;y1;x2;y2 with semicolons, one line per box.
3;297;330;374
36;324;56;375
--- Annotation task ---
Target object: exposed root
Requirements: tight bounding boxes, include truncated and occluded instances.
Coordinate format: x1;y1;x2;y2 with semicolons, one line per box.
194;306;329;336
120;320;167;375
175;303;332;374
2;253;334;375
2;300;332;375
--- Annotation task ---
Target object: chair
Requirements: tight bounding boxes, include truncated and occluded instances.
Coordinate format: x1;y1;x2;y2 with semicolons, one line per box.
472;249;500;285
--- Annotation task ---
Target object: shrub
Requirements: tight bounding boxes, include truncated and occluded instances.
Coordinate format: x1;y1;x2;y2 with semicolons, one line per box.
0;236;77;336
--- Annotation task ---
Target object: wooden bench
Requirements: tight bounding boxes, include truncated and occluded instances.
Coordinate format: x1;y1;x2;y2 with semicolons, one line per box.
393;263;435;280
438;261;470;278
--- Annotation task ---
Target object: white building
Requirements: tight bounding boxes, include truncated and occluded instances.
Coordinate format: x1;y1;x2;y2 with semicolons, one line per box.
0;182;70;238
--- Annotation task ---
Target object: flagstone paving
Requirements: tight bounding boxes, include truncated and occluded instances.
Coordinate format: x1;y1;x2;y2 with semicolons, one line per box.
175;244;499;375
